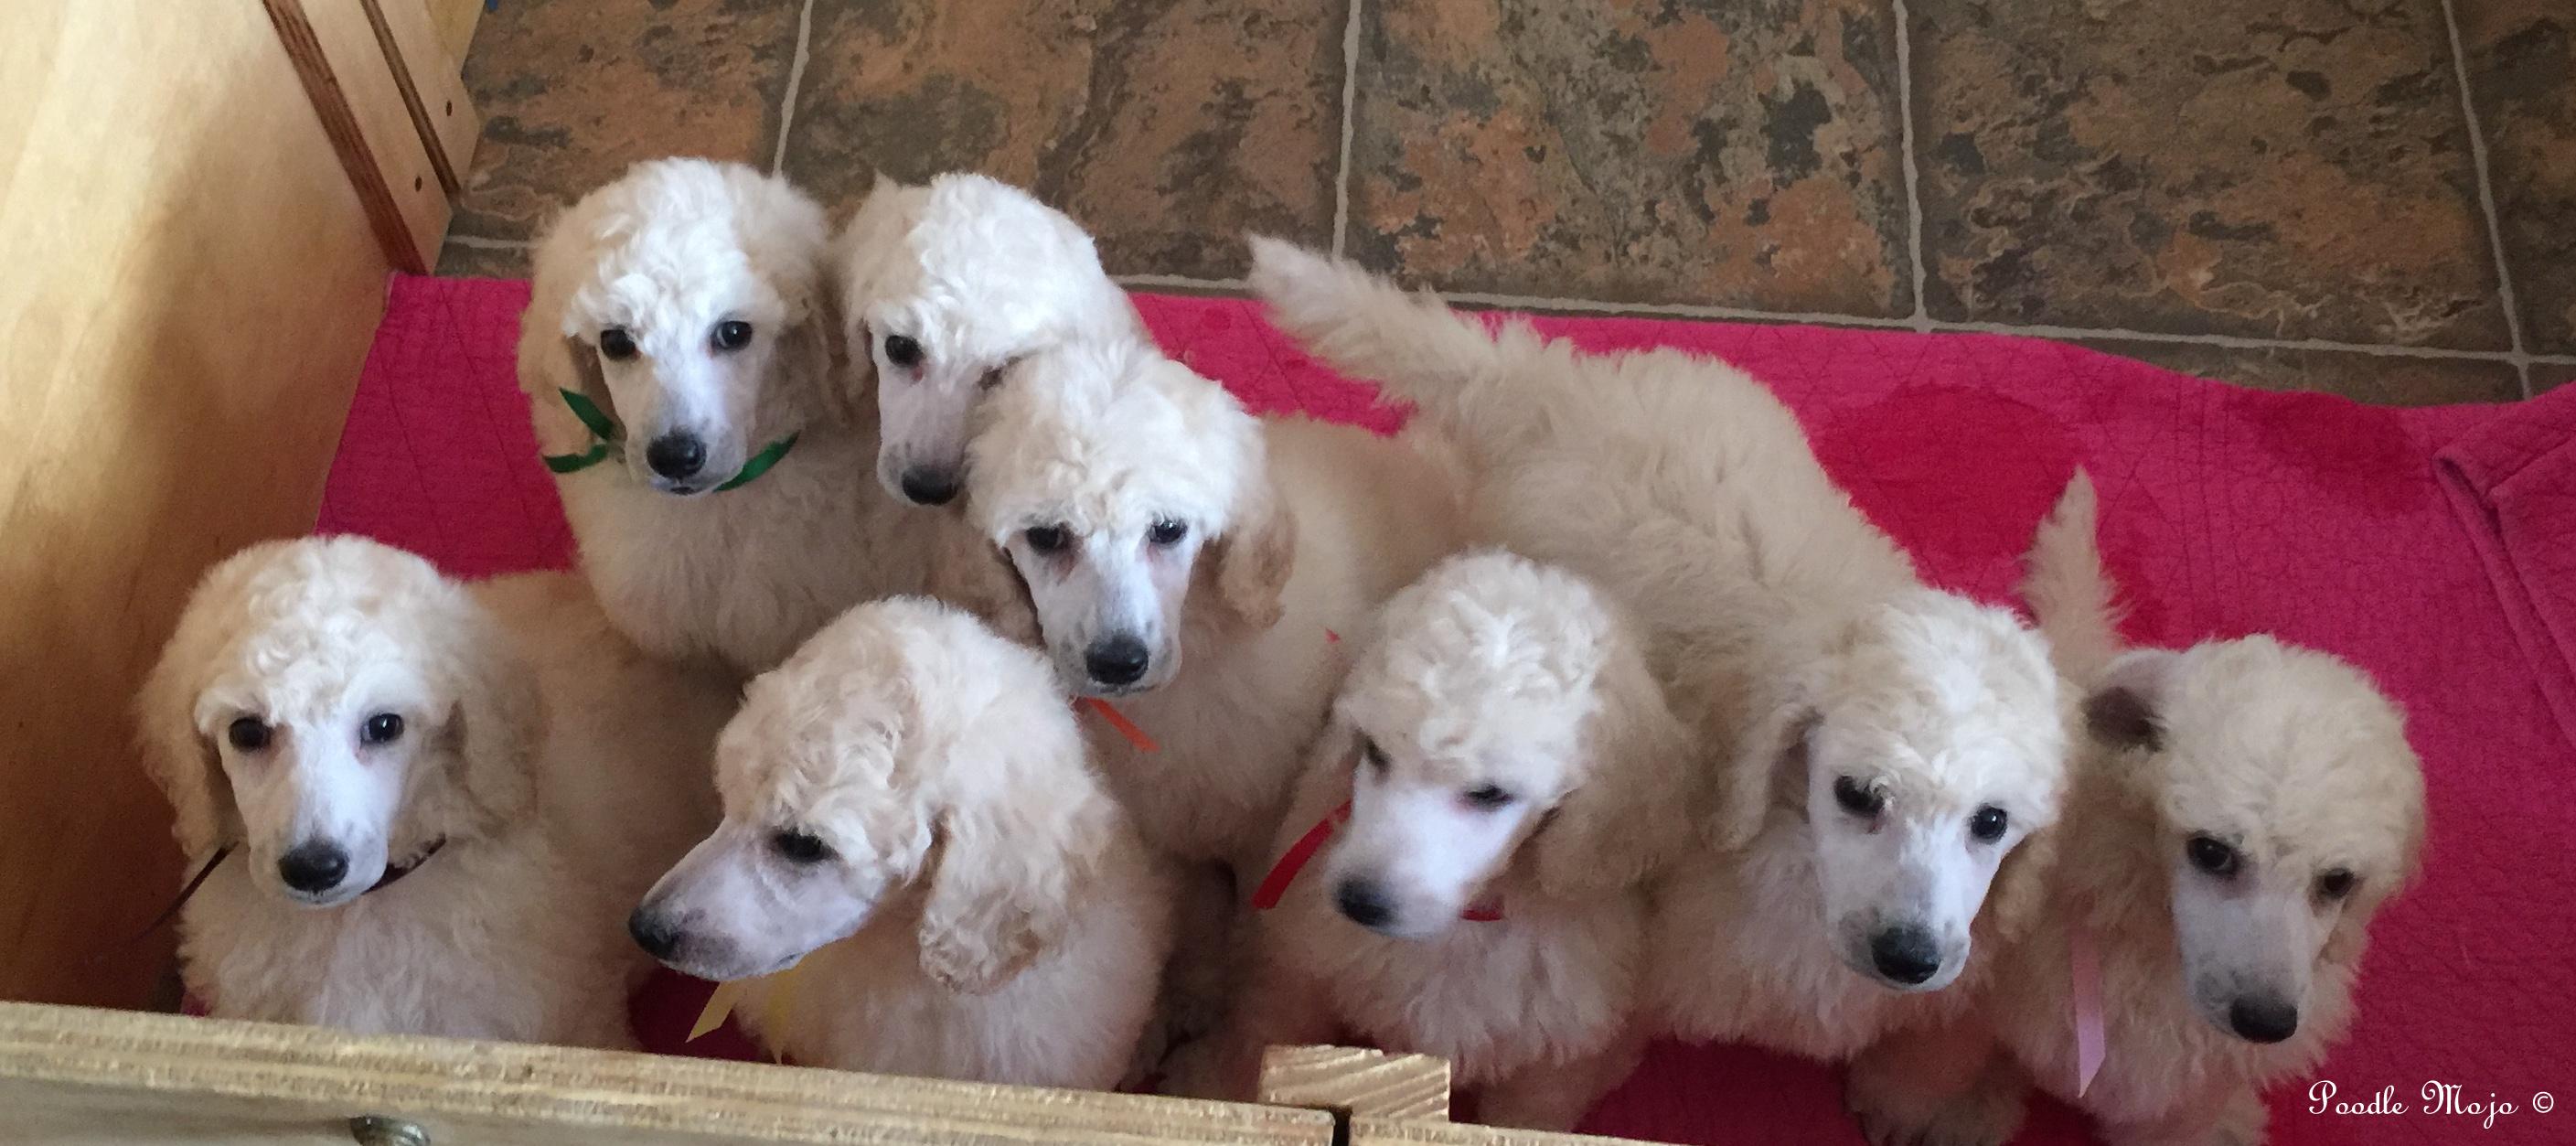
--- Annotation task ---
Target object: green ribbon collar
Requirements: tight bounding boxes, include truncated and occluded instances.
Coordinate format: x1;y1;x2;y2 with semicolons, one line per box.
540;389;798;493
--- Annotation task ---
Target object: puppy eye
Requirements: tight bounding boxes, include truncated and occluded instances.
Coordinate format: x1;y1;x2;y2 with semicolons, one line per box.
597;327;637;360
1832;776;1884;818
1023;525;1072;555
882;333;923;370
2315;868;2358;902
359;712;403;746
711;320;754;351
2186;834;2240;878
226;717;272;753
1148;519;1189;546
772;830;833;865
1461;784;1514;810
1968;805;2009;843
1359;736;1389;772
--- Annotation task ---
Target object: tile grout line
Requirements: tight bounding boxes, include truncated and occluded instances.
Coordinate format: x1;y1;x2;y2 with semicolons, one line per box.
1330;0;1363;259
2436;0;2533;399
1888;0;1933;332
1113;272;2576;366
446;234;532;251
769;0;818;177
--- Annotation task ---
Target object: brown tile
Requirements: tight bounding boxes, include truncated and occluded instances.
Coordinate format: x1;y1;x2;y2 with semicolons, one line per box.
1345;0;1910;316
2459;0;2576;353
2535;361;2573;394
2080;339;2520;405
434;240;530;279
780;0;1344;280
1912;0;2509;349
454;0;804;241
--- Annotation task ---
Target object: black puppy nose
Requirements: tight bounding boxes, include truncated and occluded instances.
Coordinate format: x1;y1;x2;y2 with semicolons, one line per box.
1335;878;1395;930
277;841;349;894
2229;995;2300;1044
898;466;961;506
645;433;706;480
629;907;682;961
1869;924;1944;985
1085;636;1150;687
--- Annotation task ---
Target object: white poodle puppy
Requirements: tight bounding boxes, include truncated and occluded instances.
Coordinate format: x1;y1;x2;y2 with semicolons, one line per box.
1846;474;2429;1146
1221;551;1695;1130
1247;240;2072;1063
836;172;1146;506
627;597;1173;1088
136;537;727;1046
520;157;925;674
949;334;1465;876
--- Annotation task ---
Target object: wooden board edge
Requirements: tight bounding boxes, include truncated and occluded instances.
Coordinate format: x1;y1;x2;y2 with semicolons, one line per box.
0;1002;1336;1145
358;0;480;190
1259;1045;1450;1122
260;0;449;273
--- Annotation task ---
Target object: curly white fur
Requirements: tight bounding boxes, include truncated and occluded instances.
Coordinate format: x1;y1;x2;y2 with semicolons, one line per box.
520;157;927;673
628;598;1172;1088
1220;552;1694;1130
836;172;1146;505
1848;474;2430;1146
953;335;1466;875
1246;239;2073;1063
135;538;727;1047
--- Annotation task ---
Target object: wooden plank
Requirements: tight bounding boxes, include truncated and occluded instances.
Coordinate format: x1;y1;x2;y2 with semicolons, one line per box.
261;0;451;272
358;0;480;191
0;1004;1335;1145
0;0;393;1012
1259;1046;1450;1123
427;0;484;69
1349;1119;1670;1146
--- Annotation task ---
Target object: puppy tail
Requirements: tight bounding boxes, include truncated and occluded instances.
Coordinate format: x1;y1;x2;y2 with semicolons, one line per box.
1246;237;1536;466
2020;468;2124;681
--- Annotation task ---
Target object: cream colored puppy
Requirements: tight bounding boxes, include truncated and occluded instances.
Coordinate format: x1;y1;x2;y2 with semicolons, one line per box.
520;158;925;674
947;335;1465;879
1847;475;2428;1146
1248;239;2072;1065
139;538;726;1046
1222;552;1694;1130
629;598;1173;1088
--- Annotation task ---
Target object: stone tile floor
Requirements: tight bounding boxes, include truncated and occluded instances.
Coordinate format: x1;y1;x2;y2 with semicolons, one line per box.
440;0;2576;402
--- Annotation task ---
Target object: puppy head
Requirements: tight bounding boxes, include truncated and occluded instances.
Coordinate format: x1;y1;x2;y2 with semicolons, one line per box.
631;598;1110;992
524;158;836;496
962;339;1272;697
1322;552;1694;938
1730;589;2071;992
839;173;1138;507
134;539;539;907
2089;637;2424;1045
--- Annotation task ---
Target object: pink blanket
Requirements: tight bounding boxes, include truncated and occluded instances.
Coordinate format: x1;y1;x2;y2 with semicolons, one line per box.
320;276;2576;1145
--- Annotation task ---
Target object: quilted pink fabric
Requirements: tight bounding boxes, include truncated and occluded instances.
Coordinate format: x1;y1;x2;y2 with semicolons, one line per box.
318;275;2576;1145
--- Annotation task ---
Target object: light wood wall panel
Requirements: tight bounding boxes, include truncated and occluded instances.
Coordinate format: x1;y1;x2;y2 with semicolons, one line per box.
0;0;394;1009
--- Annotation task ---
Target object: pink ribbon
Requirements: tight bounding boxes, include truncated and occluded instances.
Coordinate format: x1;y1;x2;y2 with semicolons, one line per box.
2069;926;2107;1097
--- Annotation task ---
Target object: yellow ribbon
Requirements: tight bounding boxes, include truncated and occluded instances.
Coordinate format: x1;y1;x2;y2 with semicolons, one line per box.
687;960;807;1063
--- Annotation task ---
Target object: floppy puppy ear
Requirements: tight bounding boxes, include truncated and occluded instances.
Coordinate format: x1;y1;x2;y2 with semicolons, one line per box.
1208;477;1297;632
1985;821;2061;943
928;524;1040;647
1712;691;1819;853
134;641;238;861
1531;658;1698;897
789;288;867;430
444;617;543;828
916;747;1113;993
2086;648;2181;753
